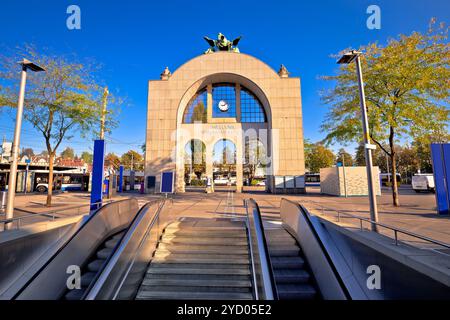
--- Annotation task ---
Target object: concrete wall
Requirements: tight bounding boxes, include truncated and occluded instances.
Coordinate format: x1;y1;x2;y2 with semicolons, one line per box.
320;166;381;197
145;52;305;193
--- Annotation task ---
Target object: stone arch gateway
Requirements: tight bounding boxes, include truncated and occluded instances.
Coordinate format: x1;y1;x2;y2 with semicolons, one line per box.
145;51;305;193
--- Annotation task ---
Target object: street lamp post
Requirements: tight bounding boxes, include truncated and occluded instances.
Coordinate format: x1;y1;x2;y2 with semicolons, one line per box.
338;50;379;232
4;59;45;230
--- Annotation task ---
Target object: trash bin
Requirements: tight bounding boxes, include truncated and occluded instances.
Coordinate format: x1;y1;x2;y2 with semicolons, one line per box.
0;191;7;212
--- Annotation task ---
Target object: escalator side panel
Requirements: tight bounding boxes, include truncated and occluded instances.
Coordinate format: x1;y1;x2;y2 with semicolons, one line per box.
84;200;165;300
15;199;139;300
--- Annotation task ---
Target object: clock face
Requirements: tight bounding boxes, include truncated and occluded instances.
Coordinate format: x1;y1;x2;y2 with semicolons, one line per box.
218;100;229;112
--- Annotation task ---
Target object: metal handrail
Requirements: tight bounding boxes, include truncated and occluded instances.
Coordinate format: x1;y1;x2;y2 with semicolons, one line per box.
244;198;278;300
308;201;450;249
0;200;113;229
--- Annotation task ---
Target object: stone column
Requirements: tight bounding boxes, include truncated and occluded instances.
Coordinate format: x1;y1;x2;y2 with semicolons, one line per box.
205;143;214;191
235;132;243;193
207;84;213;122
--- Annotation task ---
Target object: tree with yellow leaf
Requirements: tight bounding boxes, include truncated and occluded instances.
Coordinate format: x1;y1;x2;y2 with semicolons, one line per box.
321;19;450;206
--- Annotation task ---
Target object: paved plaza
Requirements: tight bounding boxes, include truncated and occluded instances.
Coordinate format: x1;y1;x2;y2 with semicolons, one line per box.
1;187;449;250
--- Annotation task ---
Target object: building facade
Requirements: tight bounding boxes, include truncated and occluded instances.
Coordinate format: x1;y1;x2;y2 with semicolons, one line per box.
145;51;305;193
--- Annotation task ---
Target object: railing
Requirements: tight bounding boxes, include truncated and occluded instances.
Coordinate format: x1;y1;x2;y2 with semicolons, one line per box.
84;198;173;300
305;201;450;251
0;200;113;230
244;198;278;300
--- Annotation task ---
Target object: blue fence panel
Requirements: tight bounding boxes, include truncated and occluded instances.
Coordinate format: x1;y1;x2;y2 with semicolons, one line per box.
90;140;105;211
431;144;449;215
118;165;124;193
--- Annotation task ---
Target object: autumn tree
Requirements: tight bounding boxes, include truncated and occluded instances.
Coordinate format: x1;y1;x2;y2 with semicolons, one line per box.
105;152;120;168
121;150;144;170
80;151;93;164
60;147;75;159
336;148;354;167
321;20;449;206
0;46;120;206
305;143;335;173
20;147;34;158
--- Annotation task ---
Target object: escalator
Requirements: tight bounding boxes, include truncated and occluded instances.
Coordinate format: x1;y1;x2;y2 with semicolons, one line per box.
265;228;317;299
64;231;125;300
11;197;349;300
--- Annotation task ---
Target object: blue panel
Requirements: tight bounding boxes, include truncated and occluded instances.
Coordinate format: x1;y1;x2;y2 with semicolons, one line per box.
442;144;450;215
118;165;124;192
161;172;174;193
431;144;449;215
90;140;105;211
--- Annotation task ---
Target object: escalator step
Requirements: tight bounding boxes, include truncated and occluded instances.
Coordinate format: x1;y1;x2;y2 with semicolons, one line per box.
268;246;301;257
105;238;121;249
277;284;317;300
81;272;97;287
87;259;105;272
274;269;310;283
64;288;85;300
271;256;305;269
97;247;114;259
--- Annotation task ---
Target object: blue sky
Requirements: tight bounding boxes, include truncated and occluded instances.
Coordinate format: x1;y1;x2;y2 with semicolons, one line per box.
0;0;449;157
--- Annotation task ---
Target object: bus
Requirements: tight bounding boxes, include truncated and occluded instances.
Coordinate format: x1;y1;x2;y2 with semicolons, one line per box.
34;170;89;193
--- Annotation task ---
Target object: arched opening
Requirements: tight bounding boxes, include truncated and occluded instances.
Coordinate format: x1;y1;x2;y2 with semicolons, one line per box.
213;139;236;186
184;139;206;187
243;138;268;186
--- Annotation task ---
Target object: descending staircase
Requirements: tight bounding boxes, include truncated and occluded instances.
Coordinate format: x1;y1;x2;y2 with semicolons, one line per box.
64;231;125;300
265;228;318;300
136;219;253;300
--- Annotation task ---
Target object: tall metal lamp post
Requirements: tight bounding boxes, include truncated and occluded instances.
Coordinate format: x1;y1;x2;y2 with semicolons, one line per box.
337;50;379;232
4;59;45;230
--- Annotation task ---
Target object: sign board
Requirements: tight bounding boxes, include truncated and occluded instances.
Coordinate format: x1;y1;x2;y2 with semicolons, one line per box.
160;171;174;194
275;176;284;189
285;176;295;189
337;162;343;167
295;175;305;188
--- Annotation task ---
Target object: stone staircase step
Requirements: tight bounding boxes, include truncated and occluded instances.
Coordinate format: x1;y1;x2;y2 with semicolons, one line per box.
151;256;249;265
154;251;248;261
141;277;252;288
157;243;248;254
146;272;250;280
161;237;247;246
139;284;251;293
164;230;246;238
149;263;251;271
